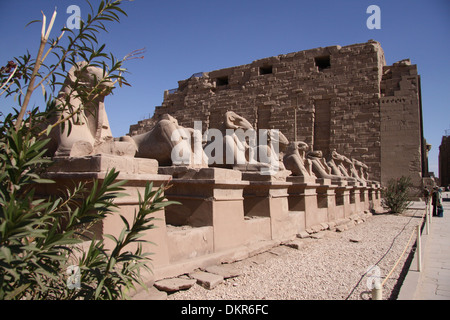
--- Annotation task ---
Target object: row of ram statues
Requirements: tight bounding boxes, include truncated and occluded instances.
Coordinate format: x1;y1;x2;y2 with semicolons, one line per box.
46;62;374;185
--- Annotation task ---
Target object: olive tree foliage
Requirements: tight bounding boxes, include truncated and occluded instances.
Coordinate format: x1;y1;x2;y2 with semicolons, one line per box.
0;1;174;300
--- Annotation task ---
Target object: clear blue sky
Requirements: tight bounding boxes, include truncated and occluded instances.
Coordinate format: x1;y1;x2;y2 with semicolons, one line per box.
1;0;449;177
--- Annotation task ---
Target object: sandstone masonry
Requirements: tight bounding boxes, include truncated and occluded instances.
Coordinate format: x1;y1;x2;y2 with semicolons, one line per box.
130;40;427;193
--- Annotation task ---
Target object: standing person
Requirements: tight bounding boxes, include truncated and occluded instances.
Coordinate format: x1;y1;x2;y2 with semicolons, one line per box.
437;188;444;217
431;187;442;217
423;187;430;205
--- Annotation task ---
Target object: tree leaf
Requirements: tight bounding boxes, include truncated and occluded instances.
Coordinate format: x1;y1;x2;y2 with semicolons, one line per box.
4;283;31;300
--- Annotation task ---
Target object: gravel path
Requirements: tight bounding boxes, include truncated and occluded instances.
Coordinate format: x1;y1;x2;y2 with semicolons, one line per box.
167;207;425;300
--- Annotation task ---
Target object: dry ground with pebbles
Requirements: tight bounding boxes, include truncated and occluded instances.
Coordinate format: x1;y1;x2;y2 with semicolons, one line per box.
167;207;425;300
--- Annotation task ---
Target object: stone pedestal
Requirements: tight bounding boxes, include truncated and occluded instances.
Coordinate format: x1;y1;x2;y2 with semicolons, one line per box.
313;179;337;227
335;184;352;219
369;183;383;212
286;176;318;232
39;155;173;269
349;185;362;215
360;186;370;211
49;154;160;175
159;166;248;253
242;171;296;241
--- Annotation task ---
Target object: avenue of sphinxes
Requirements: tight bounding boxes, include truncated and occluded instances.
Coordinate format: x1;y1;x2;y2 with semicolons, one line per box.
38;59;383;288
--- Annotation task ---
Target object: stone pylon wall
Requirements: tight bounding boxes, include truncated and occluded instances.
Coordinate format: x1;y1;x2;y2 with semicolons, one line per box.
379;60;424;195
130;40;425;187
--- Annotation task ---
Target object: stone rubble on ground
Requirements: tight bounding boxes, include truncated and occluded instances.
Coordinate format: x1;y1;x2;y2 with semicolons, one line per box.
133;209;421;300
189;271;224;290
153;277;197;293
203;264;242;279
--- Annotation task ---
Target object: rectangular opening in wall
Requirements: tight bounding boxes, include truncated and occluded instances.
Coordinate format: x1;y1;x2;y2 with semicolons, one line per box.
350;190;356;204
259;66;273;75
315;55;331;71
335;192;344;206
216;76;229;86
317;193;328;209
244;196;270;218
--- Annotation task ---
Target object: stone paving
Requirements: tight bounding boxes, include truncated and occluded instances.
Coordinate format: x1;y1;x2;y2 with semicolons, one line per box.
399;192;450;300
414;192;450;300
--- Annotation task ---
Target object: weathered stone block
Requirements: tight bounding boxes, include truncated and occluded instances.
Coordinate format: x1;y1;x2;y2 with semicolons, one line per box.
154;277;197;292
204;264;242;279
189;271;224;289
